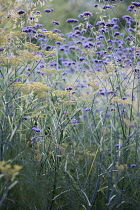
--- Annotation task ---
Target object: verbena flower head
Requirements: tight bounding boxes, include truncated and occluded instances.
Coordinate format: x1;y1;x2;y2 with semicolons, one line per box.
53;21;60;25
75;30;81;34
78;14;84;18
32;127;41;132
79;57;85;61
110;107;116;111
122;96;127;100
44;8;54;13
93;4;98;7
130;164;137;168
29;16;35;20
66;18;79;23
127;5;135;11
34;23;43;28
126;28;135;32
98;28;108;33
23;117;28;120
115;144;120;147
36;11;41;14
86;24;93;28
96;21;106;26
22;26;36;33
73;25;80;30
71;119;78;124
52;28;61;33
7;14;11;18
114;31;120;36
112;25;120;29
66;86;72;90
106;21;115;27
132;2;140;7
82;11;93;17
123;15;133;22
112;17;119;22
17;10;25;15
102;5;113;9
81;29;86;34
84;107;91;111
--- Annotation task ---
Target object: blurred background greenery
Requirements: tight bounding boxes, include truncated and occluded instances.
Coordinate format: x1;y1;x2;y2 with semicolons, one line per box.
1;0;139;33
35;0;137;33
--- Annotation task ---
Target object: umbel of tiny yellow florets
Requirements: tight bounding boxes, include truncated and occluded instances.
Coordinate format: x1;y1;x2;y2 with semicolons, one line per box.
0;30;26;47
12;81;52;96
0;161;22;180
52;90;69;97
41;68;63;73
0;55;23;66
16;50;41;61
38;30;64;40
23;42;40;51
112;97;133;105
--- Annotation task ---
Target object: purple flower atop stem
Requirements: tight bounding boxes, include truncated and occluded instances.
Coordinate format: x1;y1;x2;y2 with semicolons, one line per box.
66;18;79;24
44;8;54;13
130;164;137;168
71;119;78;124
32;127;41;132
17;10;25;15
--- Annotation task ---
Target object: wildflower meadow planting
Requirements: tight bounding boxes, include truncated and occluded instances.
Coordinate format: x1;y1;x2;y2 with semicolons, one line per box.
0;0;140;209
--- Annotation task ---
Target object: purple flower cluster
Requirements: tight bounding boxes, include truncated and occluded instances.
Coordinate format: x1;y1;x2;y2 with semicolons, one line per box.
102;5;113;9
14;1;139;147
32;127;41;132
53;21;60;25
130;164;137;168
66;18;79;24
132;2;140;7
127;2;140;11
78;11;93;18
44;8;54;13
71;119;78;124
17;10;25;15
1;3;139;204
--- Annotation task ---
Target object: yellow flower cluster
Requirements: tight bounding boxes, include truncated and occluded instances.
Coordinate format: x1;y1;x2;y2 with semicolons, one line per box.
0;12;7;16
40;50;56;56
59;100;75;106
41;68;63;73
37;92;51;98
0;55;23;66
78;96;92;104
85;150;95;157
52;90;69;97
66;83;76;89
24;42;39;51
10;31;26;37
123;118;137;127
87;81;99;90
17;50;41;61
0;30;26;48
105;62;116;72
115;162;128;170
41;31;64;40
135;47;140;52
112;97;133;105
0;0;16;5
86;72;96;77
0;31;11;46
12;81;52;95
0;161;22;180
97;72;112;79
